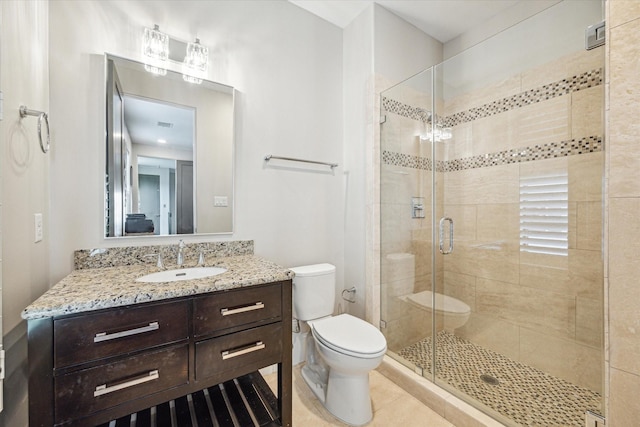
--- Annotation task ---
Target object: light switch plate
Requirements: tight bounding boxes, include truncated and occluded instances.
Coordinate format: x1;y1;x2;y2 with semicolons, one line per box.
214;196;228;207
34;213;43;243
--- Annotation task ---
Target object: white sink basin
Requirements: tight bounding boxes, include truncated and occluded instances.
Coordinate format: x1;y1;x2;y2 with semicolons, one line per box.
136;267;227;283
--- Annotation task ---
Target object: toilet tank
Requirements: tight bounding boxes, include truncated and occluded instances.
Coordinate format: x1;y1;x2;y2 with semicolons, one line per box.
290;263;336;321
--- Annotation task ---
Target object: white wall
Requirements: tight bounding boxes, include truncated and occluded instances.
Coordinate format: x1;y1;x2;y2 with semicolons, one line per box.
49;1;344;288
0;2;50;425
343;7;375;318
374;5;443;90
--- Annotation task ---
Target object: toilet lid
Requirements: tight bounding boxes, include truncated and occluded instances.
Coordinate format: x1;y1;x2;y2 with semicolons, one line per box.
311;314;387;357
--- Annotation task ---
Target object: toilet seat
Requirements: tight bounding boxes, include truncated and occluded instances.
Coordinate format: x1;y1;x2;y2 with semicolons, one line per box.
310;314;387;359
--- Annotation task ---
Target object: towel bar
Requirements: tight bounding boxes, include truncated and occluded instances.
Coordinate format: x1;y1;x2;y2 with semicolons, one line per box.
264;154;338;169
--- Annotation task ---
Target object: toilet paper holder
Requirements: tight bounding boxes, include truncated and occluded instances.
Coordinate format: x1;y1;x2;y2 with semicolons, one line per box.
342;287;356;303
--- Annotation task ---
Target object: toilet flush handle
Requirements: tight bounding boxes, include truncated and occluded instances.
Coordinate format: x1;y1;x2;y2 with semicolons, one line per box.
439;217;454;255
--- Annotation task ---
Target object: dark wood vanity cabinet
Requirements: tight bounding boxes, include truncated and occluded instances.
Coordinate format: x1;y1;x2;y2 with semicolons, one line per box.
27;280;292;427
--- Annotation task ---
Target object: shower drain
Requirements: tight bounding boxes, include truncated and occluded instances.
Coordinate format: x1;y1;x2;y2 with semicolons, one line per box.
480;374;500;386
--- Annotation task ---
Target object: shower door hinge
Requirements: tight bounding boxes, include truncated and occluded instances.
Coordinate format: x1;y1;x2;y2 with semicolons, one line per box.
379;320;387;329
585;411;605;427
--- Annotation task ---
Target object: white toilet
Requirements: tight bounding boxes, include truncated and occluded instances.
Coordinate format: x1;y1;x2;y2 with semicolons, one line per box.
290;263;387;426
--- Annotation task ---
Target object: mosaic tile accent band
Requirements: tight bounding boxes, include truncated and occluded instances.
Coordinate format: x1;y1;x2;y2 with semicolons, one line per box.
398;331;602;427
381;68;602;127
382;136;602;172
382;150;433;171
381;98;431;122
442;68;602;127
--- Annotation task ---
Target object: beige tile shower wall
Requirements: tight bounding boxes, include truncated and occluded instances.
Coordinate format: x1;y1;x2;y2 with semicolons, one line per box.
607;2;640;424
443;48;604;393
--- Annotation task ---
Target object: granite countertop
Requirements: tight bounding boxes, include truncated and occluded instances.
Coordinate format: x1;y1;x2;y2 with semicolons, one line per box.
22;255;294;320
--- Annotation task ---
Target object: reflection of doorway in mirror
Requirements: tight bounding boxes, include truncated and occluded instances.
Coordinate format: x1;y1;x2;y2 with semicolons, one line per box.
138;157;177;235
138;174;161;235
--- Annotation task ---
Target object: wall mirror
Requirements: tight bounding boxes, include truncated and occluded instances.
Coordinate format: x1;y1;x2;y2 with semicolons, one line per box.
105;54;234;238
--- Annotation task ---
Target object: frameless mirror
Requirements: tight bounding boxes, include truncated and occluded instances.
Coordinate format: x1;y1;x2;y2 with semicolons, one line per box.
105;54;234;237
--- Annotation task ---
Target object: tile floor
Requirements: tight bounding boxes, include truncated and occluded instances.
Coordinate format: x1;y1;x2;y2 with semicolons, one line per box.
398;331;602;427
264;366;455;427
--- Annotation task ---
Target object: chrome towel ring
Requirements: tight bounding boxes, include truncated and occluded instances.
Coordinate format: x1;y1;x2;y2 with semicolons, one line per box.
19;105;50;153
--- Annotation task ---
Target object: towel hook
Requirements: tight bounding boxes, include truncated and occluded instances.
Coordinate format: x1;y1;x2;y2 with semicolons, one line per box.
19;105;50;153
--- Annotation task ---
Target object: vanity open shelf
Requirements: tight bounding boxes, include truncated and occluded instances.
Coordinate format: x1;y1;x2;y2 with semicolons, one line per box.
26;279;292;427
95;371;280;427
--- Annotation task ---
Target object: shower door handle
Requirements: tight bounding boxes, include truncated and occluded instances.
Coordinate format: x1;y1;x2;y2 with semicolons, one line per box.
439;217;454;255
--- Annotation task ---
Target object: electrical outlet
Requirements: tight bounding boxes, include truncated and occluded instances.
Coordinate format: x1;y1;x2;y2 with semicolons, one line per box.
34;213;43;243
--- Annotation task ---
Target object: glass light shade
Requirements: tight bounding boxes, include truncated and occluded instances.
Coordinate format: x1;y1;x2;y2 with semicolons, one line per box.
143;25;169;61
184;39;208;73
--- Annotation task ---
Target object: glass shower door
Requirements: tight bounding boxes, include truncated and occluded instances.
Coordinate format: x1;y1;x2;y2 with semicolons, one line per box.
379;67;437;378
431;2;605;423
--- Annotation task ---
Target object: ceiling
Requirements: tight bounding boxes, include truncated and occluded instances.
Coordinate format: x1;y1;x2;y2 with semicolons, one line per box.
123;95;195;151
289;0;521;43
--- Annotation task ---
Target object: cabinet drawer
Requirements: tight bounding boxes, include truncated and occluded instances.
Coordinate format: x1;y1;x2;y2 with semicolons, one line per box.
193;284;281;337
54;300;188;368
195;323;282;381
54;344;188;424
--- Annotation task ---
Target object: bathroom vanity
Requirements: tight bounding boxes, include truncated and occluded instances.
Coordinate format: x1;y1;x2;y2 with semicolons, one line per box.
22;249;292;427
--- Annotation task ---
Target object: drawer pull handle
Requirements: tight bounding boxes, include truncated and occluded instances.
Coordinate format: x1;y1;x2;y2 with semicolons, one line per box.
221;341;265;360
94;321;160;343
94;370;159;397
220;302;264;316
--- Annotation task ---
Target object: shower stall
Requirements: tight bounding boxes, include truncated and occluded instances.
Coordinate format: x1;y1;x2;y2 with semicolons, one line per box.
379;1;604;425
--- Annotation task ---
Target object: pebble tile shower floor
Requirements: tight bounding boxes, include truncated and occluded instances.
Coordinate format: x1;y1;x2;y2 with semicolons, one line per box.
398;331;601;427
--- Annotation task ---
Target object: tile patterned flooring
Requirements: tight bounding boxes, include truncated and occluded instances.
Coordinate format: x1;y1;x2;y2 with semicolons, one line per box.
398;331;602;427
264;366;455;427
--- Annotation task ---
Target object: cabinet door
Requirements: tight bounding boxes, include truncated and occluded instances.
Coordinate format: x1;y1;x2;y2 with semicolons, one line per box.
54;300;188;368
193;283;281;337
54;344;188;424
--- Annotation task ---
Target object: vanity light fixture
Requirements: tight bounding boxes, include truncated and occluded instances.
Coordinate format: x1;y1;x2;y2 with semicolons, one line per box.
142;24;169;76
182;38;208;85
157;138;167;144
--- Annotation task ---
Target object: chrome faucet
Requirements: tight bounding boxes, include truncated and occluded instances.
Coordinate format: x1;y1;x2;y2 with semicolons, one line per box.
177;240;186;266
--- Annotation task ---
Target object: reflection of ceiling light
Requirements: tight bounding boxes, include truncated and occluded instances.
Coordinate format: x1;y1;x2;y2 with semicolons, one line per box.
144;64;167;76
142;25;169;75
182;38;208;85
182;74;203;85
420;126;453;142
157;139;167;144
